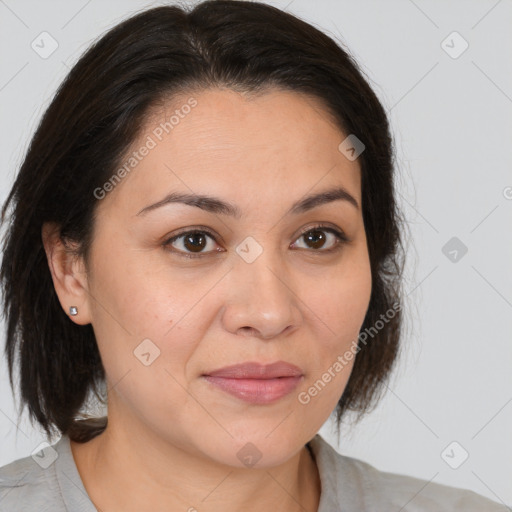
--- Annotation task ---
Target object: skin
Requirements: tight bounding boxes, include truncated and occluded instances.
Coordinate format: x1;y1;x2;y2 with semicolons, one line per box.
43;88;372;512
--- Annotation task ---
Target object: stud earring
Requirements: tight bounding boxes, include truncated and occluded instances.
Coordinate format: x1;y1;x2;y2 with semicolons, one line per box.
69;306;78;316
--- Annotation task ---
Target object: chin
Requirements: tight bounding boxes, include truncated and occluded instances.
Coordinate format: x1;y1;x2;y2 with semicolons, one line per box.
197;430;306;470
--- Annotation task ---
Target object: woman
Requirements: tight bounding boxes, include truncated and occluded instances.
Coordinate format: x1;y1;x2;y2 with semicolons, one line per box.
0;1;506;510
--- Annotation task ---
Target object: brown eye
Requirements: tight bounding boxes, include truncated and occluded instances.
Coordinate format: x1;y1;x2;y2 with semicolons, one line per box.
292;225;348;253
182;232;208;252
164;229;221;258
303;229;327;249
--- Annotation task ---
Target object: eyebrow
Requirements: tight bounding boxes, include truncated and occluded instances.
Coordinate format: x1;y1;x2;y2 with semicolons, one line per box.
136;186;359;218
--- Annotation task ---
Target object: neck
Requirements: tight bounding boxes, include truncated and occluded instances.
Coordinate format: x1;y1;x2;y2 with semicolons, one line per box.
70;417;321;512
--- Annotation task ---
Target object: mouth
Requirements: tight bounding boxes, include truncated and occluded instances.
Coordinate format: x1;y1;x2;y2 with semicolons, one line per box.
202;361;304;405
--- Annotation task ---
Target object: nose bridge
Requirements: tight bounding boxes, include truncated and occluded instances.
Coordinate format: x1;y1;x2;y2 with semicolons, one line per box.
221;234;301;339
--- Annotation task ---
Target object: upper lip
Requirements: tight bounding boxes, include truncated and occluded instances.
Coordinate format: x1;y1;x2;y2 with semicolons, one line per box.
204;361;303;379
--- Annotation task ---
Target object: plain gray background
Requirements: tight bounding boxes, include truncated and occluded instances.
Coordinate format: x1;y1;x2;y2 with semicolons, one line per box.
0;0;511;507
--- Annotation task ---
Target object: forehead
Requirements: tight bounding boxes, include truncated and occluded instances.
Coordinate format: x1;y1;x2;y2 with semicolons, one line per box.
98;87;362;216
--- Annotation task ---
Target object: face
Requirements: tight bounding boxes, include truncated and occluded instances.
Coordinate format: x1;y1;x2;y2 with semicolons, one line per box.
83;88;372;467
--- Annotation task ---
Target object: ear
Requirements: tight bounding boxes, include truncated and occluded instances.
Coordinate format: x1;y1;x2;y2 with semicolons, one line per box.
41;222;92;325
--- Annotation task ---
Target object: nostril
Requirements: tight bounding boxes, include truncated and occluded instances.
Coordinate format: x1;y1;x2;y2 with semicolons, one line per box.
239;326;257;336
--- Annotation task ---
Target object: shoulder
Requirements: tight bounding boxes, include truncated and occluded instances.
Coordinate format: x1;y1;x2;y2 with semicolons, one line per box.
344;456;508;511
0;440;66;511
308;434;510;512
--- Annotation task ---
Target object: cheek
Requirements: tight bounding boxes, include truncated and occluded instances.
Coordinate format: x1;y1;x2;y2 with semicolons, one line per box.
87;273;203;433
87;247;225;408
311;254;372;347
299;250;371;395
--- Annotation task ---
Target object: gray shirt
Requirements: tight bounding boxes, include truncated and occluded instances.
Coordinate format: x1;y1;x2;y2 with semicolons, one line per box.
0;433;508;511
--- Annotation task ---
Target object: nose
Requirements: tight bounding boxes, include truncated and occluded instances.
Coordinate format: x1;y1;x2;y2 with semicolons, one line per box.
221;247;302;340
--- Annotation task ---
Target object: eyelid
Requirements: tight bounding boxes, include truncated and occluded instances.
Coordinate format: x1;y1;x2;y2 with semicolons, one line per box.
167;225;223;243
296;222;349;242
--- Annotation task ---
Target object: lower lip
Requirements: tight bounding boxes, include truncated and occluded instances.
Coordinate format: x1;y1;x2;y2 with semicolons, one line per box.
203;375;303;404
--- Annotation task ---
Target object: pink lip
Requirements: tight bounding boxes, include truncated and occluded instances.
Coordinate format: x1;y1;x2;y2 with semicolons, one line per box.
203;361;304;404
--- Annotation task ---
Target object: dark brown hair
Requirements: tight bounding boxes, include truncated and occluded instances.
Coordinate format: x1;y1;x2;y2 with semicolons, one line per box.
0;0;405;443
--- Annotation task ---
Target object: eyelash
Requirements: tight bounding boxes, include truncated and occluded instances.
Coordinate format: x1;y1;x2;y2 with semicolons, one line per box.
163;223;349;260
